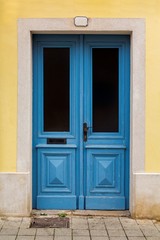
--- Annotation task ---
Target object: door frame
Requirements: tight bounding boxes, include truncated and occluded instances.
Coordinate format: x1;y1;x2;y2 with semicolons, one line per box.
17;18;145;215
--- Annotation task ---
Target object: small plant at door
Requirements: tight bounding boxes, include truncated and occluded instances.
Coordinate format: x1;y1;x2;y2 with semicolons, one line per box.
58;212;67;218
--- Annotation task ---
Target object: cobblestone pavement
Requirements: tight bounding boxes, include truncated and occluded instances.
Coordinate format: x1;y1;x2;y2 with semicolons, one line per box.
0;216;160;240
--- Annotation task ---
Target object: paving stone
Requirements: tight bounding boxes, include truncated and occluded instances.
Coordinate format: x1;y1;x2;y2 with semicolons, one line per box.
36;228;54;236
120;217;137;224
0;237;16;240
91;237;109;240
73;237;90;240
154;223;160;231
140;226;157;231
20;218;31;229
72;218;88;223
0;228;19;235
120;218;139;229
72;224;89;230
104;218;122;230
104;217;121;224
146;238;160;240
35;237;53;240
136;220;154;226
16;237;35;240
2;223;20;229
141;229;160;237
72;219;88;229
73;230;90;236
123;225;140;230
54;236;73;240
1;216;160;240
128;237;146;240
2;220;21;229
108;229;126;237
106;225;123;230
18;228;36;236
90;229;107;236
125;229;144;237
2;218;22;229
55;228;71;235
88;218;105;230
121;223;139;229
110;237;127;240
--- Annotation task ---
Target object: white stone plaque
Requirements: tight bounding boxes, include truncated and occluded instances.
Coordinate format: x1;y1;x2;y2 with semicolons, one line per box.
74;16;88;27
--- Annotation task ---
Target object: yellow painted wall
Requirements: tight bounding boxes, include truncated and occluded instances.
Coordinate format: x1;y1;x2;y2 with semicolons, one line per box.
0;0;160;172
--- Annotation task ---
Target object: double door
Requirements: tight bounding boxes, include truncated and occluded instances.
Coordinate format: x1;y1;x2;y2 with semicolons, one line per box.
33;35;130;210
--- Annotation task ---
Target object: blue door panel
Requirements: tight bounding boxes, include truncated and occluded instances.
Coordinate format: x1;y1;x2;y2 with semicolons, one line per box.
85;149;125;210
86;149;124;194
37;149;76;193
85;197;125;210
33;34;130;210
36;148;77;209
37;196;77;210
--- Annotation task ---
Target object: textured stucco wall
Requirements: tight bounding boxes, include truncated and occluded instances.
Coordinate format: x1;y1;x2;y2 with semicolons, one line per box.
0;0;160;172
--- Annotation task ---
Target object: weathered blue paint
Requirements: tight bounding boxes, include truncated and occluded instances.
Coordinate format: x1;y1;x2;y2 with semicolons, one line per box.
33;35;130;210
83;35;130;209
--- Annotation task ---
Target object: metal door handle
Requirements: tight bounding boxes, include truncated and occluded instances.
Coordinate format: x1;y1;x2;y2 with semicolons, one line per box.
83;122;88;142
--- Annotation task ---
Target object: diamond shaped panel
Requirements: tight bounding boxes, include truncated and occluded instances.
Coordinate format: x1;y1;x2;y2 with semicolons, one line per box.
38;149;75;194
49;158;64;185
87;150;123;194
95;156;115;188
98;159;114;185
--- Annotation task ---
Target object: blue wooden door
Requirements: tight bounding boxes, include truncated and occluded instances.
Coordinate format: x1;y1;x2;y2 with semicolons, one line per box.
33;35;130;210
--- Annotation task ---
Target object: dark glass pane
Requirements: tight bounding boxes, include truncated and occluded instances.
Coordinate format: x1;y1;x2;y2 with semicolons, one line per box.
44;48;70;132
92;48;119;132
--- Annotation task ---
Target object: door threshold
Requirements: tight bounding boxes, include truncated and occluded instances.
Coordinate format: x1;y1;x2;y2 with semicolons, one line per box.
32;210;130;217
